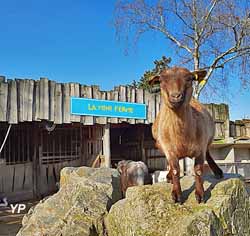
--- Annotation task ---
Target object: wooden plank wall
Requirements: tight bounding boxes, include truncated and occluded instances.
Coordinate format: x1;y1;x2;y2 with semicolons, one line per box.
205;103;230;139
0;77;230;139
230;119;250;138
83;126;103;167
0;78;160;125
0;163;33;199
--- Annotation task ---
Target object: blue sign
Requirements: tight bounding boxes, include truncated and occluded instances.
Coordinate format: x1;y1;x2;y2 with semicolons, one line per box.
71;97;147;119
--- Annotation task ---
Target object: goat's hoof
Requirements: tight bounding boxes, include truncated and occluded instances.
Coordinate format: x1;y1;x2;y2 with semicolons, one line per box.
195;193;205;203
171;191;182;204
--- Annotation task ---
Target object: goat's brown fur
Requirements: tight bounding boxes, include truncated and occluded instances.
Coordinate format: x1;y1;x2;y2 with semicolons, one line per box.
150;67;223;203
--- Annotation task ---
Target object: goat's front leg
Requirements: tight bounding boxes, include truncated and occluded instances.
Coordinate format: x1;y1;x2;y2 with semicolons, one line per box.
168;158;182;203
158;138;182;203
194;158;205;203
166;168;173;183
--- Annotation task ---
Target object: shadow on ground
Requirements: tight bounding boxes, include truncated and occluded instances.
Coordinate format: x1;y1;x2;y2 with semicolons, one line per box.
181;173;243;203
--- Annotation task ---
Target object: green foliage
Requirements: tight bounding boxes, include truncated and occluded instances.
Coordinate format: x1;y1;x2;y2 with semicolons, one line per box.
136;56;171;92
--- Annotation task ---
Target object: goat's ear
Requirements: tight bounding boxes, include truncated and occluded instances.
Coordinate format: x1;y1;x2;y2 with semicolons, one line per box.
148;75;160;86
192;70;207;83
117;163;126;173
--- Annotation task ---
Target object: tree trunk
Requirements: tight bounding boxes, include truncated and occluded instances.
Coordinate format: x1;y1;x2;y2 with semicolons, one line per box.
185;36;200;175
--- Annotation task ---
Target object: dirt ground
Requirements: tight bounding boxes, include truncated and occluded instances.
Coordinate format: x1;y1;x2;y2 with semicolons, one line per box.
0;200;38;236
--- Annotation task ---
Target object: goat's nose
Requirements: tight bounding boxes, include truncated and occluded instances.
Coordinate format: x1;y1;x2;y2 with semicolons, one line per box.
170;92;183;99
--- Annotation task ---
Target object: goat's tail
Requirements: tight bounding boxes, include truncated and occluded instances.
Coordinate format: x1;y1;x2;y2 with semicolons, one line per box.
206;150;224;179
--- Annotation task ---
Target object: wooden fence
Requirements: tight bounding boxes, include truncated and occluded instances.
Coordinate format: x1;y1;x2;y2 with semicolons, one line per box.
0;76;230;139
0;77;160;125
230;119;250;138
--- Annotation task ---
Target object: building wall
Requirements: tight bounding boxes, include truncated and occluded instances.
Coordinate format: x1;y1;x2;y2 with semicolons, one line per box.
0;123;105;202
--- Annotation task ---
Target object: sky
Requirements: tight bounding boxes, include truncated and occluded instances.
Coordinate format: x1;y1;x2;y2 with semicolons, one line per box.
0;0;249;120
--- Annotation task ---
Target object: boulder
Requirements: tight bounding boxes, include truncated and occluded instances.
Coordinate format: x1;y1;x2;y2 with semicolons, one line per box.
17;167;250;236
105;174;250;236
17;167;122;236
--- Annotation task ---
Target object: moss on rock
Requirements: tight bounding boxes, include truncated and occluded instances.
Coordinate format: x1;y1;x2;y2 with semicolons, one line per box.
17;167;122;236
17;168;250;236
105;174;250;236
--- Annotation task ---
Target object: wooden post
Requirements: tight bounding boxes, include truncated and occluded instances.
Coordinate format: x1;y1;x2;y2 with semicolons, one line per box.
139;126;146;163
0;76;5;83
54;83;63;124
0;81;8;122
9;80;18;124
243;120;250;137
103;124;111;168
32;125;41;199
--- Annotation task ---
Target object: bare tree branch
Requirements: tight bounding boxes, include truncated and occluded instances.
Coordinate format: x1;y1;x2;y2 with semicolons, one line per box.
199;0;219;38
114;0;250;99
146;23;193;54
173;0;194;30
216;51;250;68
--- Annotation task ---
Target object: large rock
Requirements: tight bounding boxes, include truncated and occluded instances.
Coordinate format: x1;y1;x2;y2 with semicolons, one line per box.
17;168;250;236
105;174;250;236
17;167;122;236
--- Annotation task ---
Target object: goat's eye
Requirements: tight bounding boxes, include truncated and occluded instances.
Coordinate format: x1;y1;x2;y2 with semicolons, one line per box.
186;76;194;82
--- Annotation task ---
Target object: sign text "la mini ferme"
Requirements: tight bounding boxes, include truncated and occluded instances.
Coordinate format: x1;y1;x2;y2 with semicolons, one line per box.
71;97;146;119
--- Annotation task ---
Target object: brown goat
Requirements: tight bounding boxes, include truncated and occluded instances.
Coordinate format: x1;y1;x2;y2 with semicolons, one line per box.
149;67;223;203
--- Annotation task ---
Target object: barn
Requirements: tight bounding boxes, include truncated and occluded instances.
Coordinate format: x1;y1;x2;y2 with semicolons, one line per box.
0;75;249;202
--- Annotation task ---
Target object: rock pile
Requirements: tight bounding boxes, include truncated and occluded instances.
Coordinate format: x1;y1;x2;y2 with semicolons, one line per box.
17;167;250;236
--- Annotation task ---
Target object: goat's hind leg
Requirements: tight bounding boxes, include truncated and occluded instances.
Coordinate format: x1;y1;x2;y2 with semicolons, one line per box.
169;158;182;203
194;158;205;203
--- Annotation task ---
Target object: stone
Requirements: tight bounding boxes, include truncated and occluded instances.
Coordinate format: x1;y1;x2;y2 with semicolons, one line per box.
17;167;122;236
105;174;250;236
17;168;250;236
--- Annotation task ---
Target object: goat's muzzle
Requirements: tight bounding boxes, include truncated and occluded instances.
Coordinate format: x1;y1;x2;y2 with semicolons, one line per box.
169;92;184;108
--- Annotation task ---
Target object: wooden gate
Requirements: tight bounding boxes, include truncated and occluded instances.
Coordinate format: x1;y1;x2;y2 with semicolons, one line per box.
38;124;104;197
0;124;34;202
81;125;104;167
38;126;81;196
0;123;105;201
